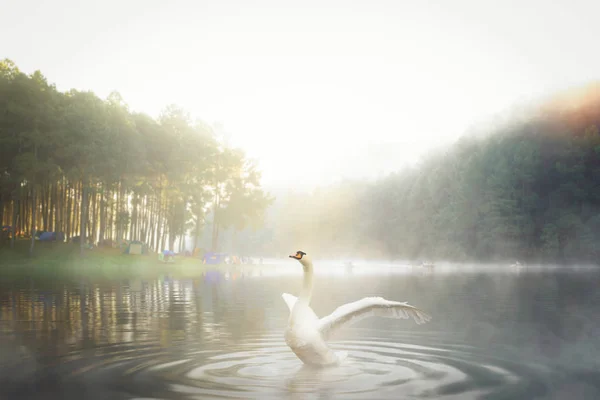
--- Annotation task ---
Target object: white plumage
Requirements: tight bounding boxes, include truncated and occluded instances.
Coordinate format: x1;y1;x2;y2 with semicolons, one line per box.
317;296;432;340
283;251;432;367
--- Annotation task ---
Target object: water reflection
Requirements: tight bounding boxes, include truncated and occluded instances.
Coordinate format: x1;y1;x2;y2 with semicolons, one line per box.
0;266;599;399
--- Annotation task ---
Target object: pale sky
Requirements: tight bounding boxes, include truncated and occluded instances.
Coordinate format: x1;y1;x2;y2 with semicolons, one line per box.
2;0;600;189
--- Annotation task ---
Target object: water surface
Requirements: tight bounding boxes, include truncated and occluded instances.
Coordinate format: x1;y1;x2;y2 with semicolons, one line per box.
0;263;599;399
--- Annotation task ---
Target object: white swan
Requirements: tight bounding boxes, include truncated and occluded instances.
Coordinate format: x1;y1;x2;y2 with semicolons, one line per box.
283;250;432;367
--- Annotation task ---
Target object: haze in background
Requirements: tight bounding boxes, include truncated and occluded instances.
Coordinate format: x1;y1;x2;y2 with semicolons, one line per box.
3;0;600;188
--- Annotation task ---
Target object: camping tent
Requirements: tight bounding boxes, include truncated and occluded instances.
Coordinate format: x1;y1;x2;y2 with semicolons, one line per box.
1;226;11;240
39;231;65;241
123;240;149;255
203;252;228;265
159;250;176;263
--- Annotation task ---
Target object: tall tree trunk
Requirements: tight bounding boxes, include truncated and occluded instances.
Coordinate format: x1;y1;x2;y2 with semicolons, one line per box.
168;216;176;251
91;188;98;244
66;181;72;240
116;180;122;241
29;146;38;255
20;190;26;237
149;196;156;250
158;191;165;251
49;182;55;232
121;180;127;241
115;181;120;242
59;177;65;236
73;182;79;239
177;198;185;253
136;194;140;240
80;179;87;256
154;187;161;251
99;182;105;244
130;193;137;241
29;184;37;256
0;193;4;235
152;196;158;249
58;178;63;235
10;197;18;249
140;195;147;243
109;189;115;241
161;203;168;252
44;183;48;231
109;189;114;241
40;183;47;231
139;195;144;241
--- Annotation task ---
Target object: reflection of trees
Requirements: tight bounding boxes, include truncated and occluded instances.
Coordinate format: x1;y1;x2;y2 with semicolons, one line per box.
201;270;269;340
0;273;275;363
192;278;204;340
3;271;598;373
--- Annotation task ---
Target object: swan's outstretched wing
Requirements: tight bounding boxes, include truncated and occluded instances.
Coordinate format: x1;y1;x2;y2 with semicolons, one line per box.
282;293;298;312
317;297;431;339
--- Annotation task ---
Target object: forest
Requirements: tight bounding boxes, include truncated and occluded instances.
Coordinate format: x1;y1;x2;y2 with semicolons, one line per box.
2;58;600;265
0;59;273;255
269;84;600;264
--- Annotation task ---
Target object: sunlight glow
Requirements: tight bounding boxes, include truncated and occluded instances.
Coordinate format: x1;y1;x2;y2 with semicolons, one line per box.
3;0;600;188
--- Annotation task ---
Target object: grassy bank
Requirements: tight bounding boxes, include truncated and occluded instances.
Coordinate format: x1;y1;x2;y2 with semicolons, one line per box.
0;240;212;281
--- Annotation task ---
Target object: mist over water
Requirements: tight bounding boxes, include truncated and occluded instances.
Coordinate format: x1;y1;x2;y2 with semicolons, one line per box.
0;264;599;399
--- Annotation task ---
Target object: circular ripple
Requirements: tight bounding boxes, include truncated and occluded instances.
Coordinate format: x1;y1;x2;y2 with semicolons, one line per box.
173;337;547;399
47;331;558;400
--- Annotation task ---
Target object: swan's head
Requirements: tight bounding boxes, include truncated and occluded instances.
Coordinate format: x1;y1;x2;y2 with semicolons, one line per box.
289;250;311;268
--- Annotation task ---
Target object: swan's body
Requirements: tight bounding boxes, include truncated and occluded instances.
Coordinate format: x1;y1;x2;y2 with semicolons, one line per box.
284;251;432;367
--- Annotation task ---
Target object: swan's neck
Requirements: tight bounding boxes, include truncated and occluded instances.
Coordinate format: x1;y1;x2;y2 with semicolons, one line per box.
299;263;313;304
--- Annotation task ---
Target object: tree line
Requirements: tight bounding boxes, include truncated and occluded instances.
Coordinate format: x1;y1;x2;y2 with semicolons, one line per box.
269;84;600;264
0;59;272;255
3;58;599;264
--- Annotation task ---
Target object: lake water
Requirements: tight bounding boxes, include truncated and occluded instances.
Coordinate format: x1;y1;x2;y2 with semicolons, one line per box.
0;263;599;399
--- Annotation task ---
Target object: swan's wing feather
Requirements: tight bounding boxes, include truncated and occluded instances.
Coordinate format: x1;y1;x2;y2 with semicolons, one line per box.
317;297;431;339
282;293;298;312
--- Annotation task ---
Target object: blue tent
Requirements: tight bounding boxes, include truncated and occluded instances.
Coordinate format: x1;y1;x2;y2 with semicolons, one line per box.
39;231;65;241
203;252;228;265
39;232;54;241
158;250;176;263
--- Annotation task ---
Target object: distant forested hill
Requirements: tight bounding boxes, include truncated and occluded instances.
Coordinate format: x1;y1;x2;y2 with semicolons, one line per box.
270;83;600;264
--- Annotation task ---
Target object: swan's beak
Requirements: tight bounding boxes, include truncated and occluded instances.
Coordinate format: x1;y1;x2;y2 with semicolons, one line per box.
289;251;306;260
